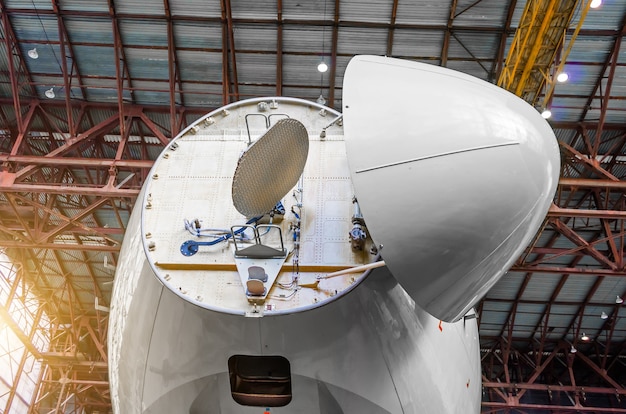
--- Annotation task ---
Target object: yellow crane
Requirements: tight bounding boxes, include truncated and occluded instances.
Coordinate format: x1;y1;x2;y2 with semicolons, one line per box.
498;0;593;109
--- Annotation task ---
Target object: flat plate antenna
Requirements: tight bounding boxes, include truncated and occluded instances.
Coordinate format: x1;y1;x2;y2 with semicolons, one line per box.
232;118;309;217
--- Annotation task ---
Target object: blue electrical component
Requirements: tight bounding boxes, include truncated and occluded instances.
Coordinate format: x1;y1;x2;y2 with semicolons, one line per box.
180;216;260;256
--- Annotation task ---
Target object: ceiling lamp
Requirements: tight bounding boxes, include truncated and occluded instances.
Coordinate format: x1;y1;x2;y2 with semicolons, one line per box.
617;296;624;304
601;311;608;320
570;345;577;353
44;88;55;99
557;72;569;82
581;332;590;341
590;0;602;8
27;48;38;59
316;94;326;105
541;109;552;119
317;61;328;73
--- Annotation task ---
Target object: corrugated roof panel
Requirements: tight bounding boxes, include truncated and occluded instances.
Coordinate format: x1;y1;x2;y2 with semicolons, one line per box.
549;99;586;123
181;92;223;107
337;27;388;55
281;54;325;87
81;109;119;132
119;19;168;47
131;79;171;105
578;1;626;30
544;304;578;326
72;45;117;77
4;0;51;9
82;87;125;104
556;275;600;302
339;0;393;23
46;274;65;289
395;1;451;25
184;113;206;127
238;85;280;101
0;44;8;72
114;0;165;16
330;55;352;95
236;53;277;85
391;29;444;58
447;32;499;60
522;275;563;302
23;45;63;76
590;277;626;304
173;21;223;50
169;0;220;18
486;273;525;301
446;60;492;81
10;14;58;41
508;1;527;29
609;164;626;181
233;24;277;51
282;0;333;21
482;300;513;313
554;65;602;96
181;81;223;98
31;84;60;101
231;0;277;20
478;328;502;338
143;112;173;134
281;85;323;103
64;17;113;45
551;232;582;250
39;250;63;274
73;279;99;294
513;303;544;336
568;37;613;64
332;89;343;108
124;48;170;80
60;0;109;13
283;27;326;54
75;291;95;308
453;0;509;28
479;302;511;336
177;51;222;83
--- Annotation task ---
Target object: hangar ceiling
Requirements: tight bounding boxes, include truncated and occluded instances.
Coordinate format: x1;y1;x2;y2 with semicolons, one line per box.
1;0;626;412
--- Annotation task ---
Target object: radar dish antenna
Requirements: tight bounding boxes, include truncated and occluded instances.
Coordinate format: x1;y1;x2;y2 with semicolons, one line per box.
232;118;309;217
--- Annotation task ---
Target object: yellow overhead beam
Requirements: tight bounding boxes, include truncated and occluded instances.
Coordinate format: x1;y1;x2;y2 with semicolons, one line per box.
498;0;592;106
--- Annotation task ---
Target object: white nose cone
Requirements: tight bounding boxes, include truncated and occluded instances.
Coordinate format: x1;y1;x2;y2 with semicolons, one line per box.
342;56;560;322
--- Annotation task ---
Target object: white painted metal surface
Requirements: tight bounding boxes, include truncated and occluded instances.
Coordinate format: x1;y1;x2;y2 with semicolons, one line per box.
140;99;373;315
342;55;560;322
109;55;559;413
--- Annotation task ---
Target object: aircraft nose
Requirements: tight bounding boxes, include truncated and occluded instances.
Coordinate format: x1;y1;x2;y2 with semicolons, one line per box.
342;55;560;322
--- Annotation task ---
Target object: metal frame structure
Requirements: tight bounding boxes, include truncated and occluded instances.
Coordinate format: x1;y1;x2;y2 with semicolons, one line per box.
1;0;626;412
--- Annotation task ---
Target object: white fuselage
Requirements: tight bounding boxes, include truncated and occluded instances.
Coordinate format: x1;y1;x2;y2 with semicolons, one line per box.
109;220;481;413
108;56;559;413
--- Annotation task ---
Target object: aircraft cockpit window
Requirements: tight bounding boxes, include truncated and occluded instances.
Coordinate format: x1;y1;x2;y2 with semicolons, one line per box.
228;354;292;407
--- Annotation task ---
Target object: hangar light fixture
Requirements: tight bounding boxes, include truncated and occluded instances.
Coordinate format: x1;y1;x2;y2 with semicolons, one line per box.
570;345;577;353
27;48;38;59
557;72;569;82
601;311;608;320
617;296;624;304
580;332;590;341
541;109;552;119
317;61;328;73
590;0;602;8
44;88;55;99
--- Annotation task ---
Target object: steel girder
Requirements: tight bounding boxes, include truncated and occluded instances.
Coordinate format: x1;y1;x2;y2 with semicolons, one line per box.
482;341;626;412
0;100;179;413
